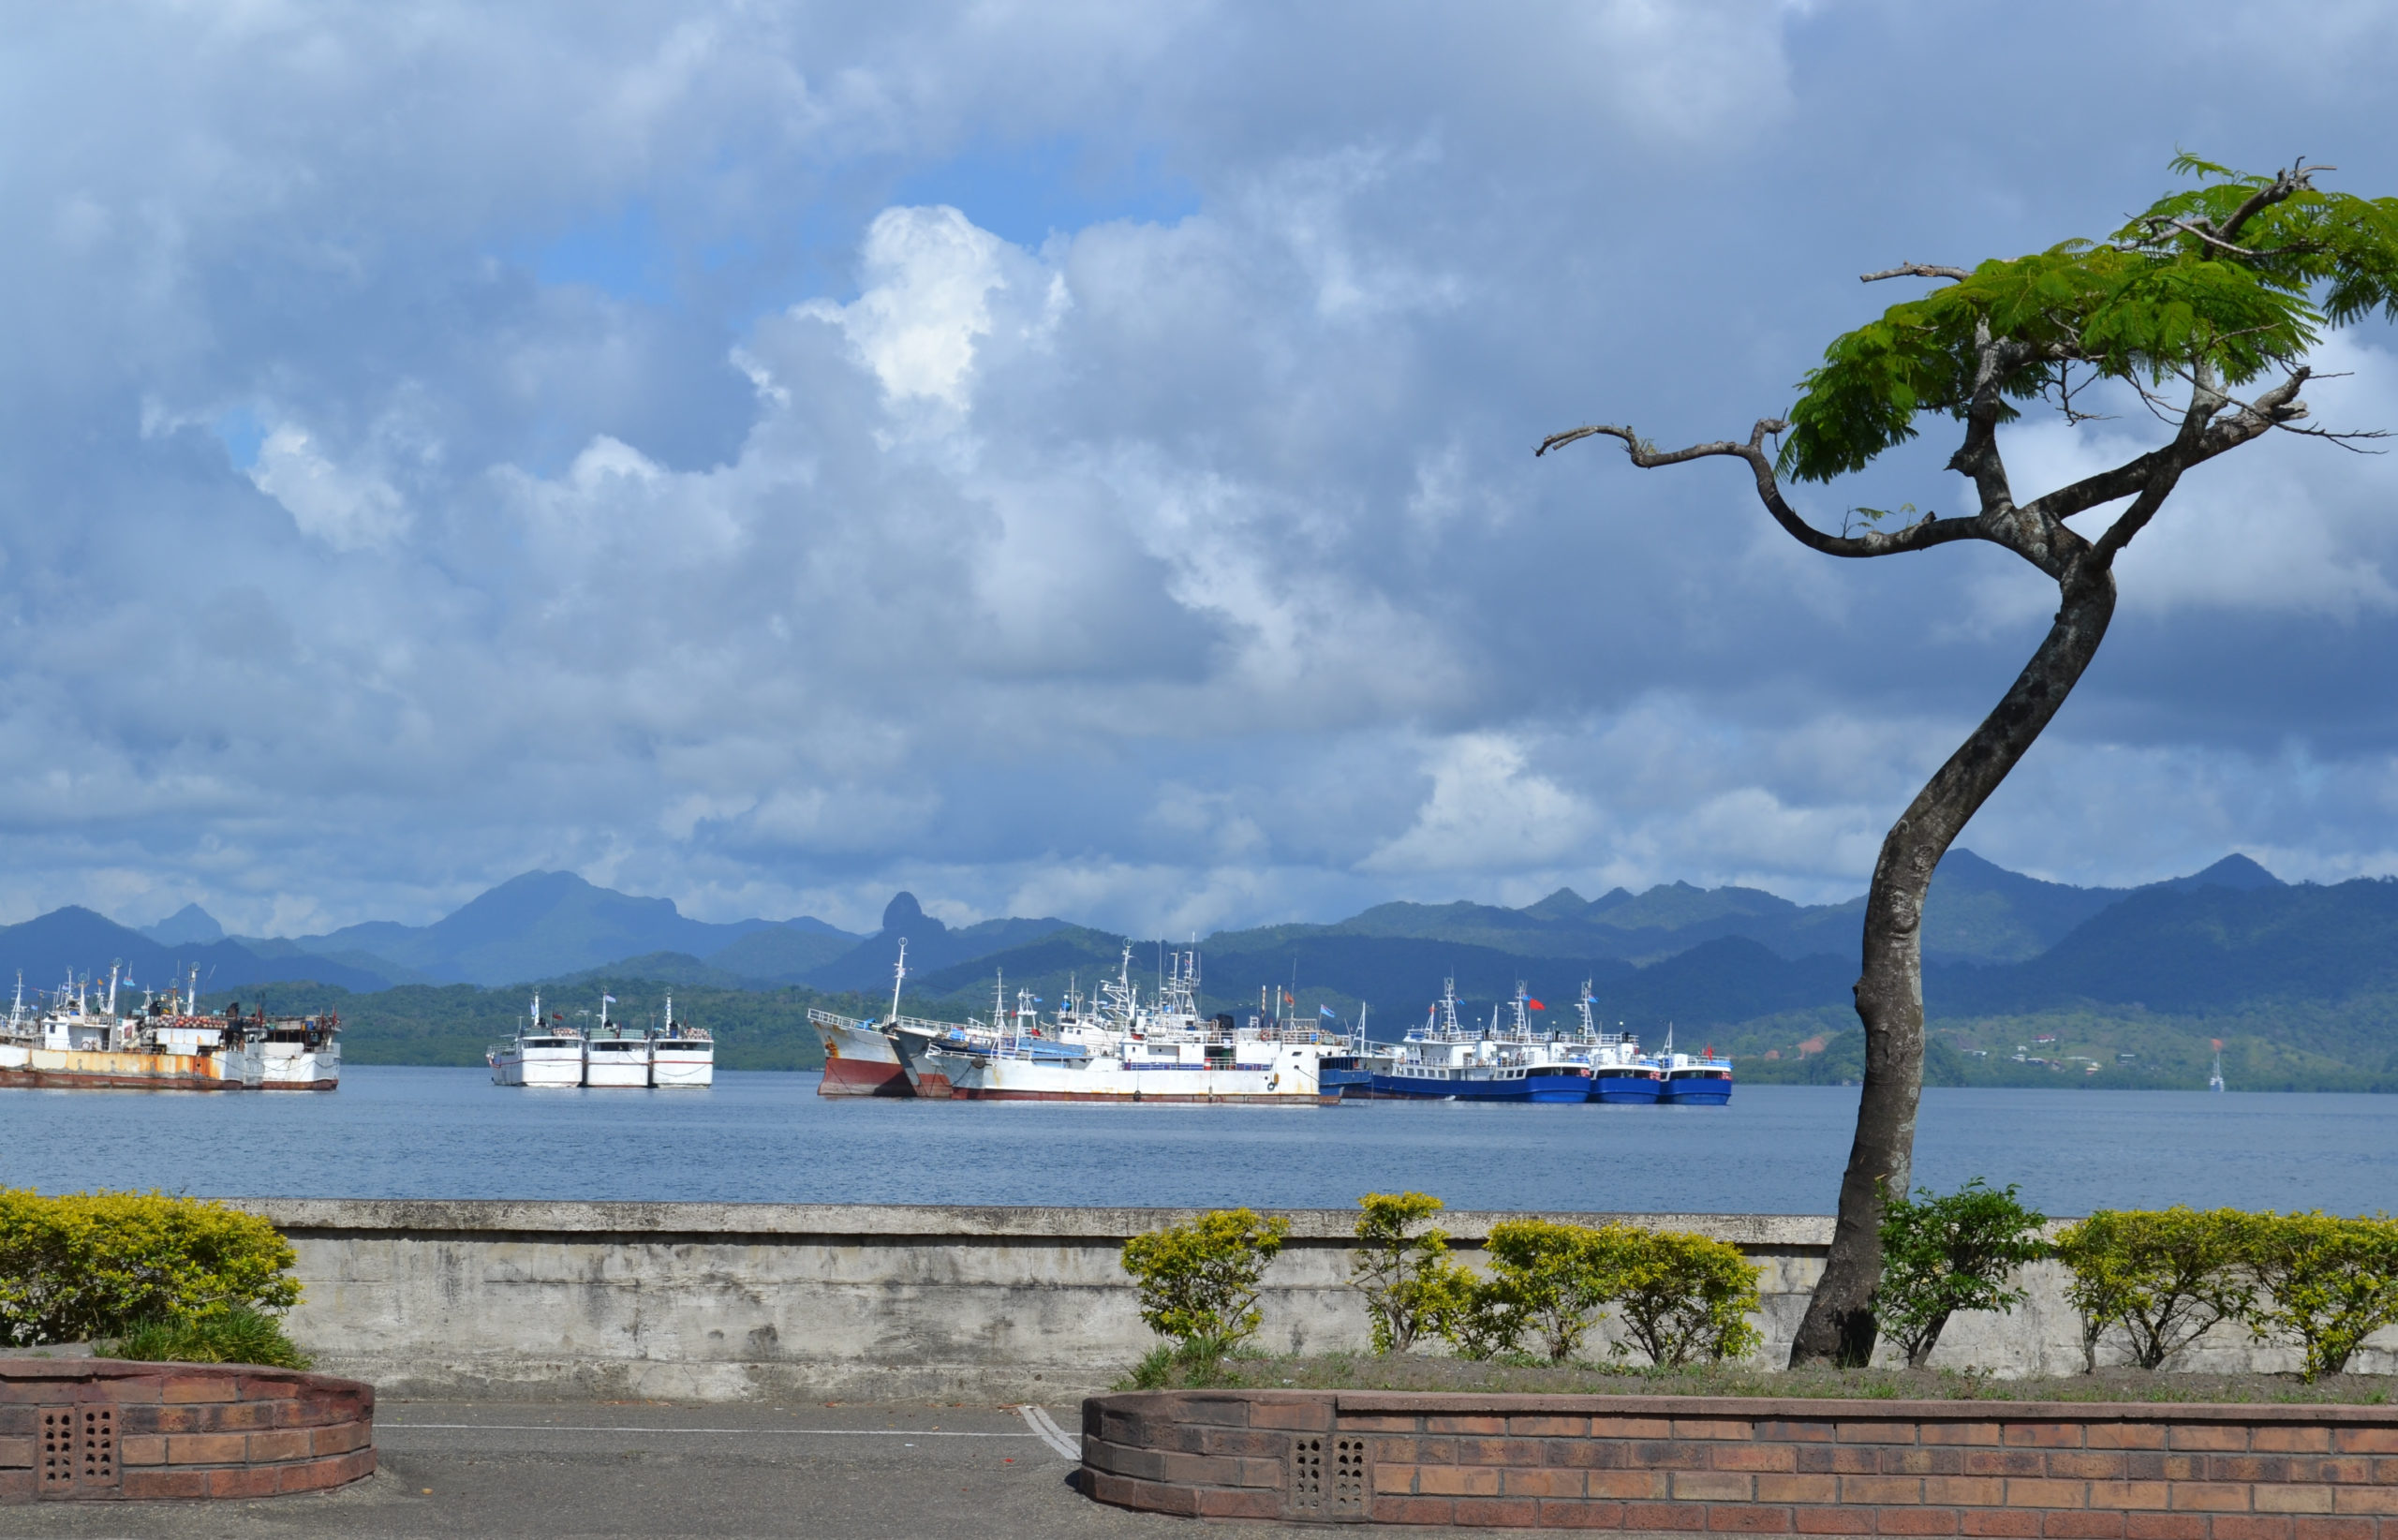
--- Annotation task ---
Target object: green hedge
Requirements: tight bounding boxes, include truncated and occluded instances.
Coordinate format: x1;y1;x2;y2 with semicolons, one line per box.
2061;1207;2398;1381
0;1190;302;1348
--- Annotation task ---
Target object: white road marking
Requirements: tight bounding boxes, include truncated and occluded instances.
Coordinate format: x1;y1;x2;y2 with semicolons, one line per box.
1015;1404;1079;1460
381;1424;1037;1438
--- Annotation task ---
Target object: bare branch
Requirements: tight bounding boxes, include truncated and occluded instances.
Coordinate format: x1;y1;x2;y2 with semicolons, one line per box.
2088;367;2315;565
1537;419;1991;561
2275;424;2391;452
1861;263;1972;285
2215;159;2331;242
2166;219;2271;259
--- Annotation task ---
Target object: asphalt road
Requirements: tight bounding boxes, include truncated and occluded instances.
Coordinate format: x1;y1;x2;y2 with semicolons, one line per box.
0;1399;1513;1538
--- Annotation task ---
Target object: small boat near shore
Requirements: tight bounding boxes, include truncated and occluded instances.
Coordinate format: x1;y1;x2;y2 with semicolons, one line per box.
648;996;714;1088
489;991;714;1088
581;993;651;1088
489;995;585;1087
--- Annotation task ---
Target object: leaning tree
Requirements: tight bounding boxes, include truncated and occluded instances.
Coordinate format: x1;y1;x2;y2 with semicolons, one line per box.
1540;158;2398;1366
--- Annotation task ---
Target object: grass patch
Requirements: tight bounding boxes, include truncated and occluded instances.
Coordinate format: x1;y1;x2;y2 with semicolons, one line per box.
101;1309;312;1371
1175;1355;2394;1406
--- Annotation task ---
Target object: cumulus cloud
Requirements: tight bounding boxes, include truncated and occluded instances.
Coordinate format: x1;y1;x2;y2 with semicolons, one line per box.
1364;734;1598;875
798;205;1014;409
248;425;412;550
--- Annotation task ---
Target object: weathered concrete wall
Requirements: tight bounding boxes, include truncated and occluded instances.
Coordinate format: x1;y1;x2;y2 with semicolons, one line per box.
235;1201;2395;1403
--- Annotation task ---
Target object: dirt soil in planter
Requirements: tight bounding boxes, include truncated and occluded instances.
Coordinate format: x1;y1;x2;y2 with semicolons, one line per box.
1174;1355;2395;1405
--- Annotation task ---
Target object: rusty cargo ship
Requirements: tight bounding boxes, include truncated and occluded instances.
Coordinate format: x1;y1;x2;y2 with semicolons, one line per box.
0;968;341;1091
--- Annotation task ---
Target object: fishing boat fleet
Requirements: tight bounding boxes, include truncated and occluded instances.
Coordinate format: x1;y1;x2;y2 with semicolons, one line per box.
808;944;1733;1107
0;967;342;1090
487;992;715;1088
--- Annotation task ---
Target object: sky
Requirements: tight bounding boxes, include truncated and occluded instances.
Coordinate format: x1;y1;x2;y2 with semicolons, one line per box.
4;1;2397;939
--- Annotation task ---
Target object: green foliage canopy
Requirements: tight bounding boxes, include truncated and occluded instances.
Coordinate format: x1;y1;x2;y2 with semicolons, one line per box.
2055;1207;2258;1371
1872;1179;2050;1369
1780;158;2398;484
1609;1229;1765;1370
1478;1219;1630;1364
0;1190;302;1348
1119;1207;1291;1360
1349;1192;1473;1355
2241;1211;2398;1381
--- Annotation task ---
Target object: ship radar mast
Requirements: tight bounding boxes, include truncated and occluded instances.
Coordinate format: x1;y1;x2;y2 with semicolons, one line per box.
887;938;908;1026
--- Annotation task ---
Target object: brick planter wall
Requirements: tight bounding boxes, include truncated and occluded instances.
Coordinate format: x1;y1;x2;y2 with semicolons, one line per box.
1082;1390;2398;1532
1;1358;375;1503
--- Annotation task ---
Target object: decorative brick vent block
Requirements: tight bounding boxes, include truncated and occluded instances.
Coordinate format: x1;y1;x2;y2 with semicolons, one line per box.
1;1358;374;1503
1081;1390;2398;1532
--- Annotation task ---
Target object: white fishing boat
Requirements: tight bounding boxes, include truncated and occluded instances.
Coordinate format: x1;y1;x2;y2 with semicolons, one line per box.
889;950;1357;1103
648;994;714;1088
901;1026;1349;1103
488;992;586;1087
581;992;651;1088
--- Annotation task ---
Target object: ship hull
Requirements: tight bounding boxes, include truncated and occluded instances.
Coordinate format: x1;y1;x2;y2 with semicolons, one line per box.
1593;1074;1664;1104
257;1044;339;1090
0;1043;337;1091
923;1048;1331;1103
0;1044;243;1089
814;1018;911;1097
1661;1080;1733;1106
491;1047;585;1088
650;1047;714;1088
582;1052;652;1088
1354;1070;1591;1103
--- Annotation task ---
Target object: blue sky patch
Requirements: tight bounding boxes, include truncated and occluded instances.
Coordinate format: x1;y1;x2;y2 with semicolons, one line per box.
892;135;1199;247
212;406;267;472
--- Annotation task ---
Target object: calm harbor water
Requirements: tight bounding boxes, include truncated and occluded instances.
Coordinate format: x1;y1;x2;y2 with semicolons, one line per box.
1;1069;2391;1215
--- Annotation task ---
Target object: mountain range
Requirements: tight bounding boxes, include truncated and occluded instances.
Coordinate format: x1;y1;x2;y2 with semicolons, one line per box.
7;849;2393;1089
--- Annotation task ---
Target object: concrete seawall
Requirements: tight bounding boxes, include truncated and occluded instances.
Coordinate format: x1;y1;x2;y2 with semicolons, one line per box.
237;1201;2395;1402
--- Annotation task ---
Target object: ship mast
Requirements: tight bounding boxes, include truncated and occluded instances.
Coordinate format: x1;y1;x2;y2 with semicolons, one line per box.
887;938;908;1026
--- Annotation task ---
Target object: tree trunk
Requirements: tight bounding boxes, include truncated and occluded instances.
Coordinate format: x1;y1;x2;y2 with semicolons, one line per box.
1788;560;2121;1367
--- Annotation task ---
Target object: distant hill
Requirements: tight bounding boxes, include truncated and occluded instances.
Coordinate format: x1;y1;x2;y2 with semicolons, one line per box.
702;924;857;984
0;907;392;998
1192;847;2208;970
139;903;225;946
259;870;858;987
796;892;1073;993
1932;877;2398;1018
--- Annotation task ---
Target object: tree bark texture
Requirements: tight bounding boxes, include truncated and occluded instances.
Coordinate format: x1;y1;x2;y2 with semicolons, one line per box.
1788;564;2118;1366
